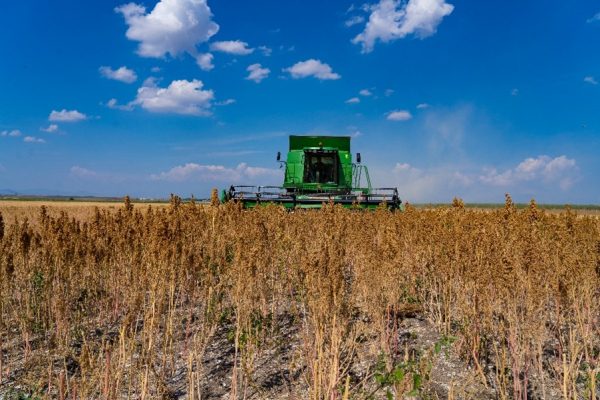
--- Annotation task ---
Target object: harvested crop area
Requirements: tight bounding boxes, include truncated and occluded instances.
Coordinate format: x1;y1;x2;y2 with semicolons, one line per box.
0;196;599;399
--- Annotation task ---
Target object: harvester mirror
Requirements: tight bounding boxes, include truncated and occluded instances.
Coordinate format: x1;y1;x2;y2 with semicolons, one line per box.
356;153;361;163
276;151;281;161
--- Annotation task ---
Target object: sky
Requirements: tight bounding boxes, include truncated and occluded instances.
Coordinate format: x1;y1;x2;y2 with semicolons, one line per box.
1;0;599;203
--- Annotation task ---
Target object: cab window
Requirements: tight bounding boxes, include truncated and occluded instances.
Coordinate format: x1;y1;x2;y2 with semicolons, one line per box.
304;152;338;184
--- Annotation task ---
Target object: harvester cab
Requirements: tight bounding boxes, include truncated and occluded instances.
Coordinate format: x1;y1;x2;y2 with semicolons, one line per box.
222;135;402;210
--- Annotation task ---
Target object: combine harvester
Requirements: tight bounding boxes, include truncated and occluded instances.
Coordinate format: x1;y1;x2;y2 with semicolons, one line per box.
222;135;402;210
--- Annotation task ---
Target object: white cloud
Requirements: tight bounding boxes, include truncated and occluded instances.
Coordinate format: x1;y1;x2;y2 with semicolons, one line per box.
210;40;254;55
258;45;272;56
387;110;412;121
385;155;578;203
115;2;145;19
359;88;372;96
393;162;413;172
345;15;365;27
215;98;236;106
115;0;219;58
279;44;295;52
353;0;454;53
70;166;99;179
387;162;472;202
151;66;161;72
196;53;214;71
49;109;87;122
416;103;430;109
133;78;214;115
41;124;59;133
479;155;577;190
345;97;360;104
1;129;22;137
284;59;341;80
99;66;137;83
246;63;270;83
586;12;600;23
23;136;45;143
150;162;280;183
385;88;394;96
584;76;598;85
69;166;128;182
106;98;134;111
346;126;362;137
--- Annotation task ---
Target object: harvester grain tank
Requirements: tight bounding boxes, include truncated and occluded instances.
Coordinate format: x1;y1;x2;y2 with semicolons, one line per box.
222;135;402;210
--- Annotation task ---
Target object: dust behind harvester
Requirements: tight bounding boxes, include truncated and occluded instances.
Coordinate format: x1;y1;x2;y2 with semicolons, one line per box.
222;135;402;210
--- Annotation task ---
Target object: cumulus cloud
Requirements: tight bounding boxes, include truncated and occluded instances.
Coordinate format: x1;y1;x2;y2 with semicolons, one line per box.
246;63;270;83
106;98;134;111
133;78;214;115
258;45;272;56
587;12;600;23
387;110;412;121
49;109;87;122
346;125;362;137
23;136;45;143
353;0;454;53
359;88;372;96
99;66;137;83
69;166;130;183
385;155;578;203
115;0;219;58
210;40;254;55
41;124;59;133
1;129;22;137
196;53;214;71
416;103;430;109
345;15;365;27
387;162;472;202
215;98;236;106
479;155;578;190
70;166;99;179
584;76;598;85
284;59;341;80
150;162;280;183
345;97;360;104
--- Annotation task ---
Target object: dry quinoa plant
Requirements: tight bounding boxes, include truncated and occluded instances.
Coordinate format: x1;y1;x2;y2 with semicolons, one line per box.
0;196;598;399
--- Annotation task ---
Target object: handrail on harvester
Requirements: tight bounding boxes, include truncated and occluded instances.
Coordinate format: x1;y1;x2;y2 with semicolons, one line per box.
352;164;372;193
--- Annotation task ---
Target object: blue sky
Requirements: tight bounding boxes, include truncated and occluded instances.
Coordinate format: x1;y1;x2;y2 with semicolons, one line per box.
1;0;599;203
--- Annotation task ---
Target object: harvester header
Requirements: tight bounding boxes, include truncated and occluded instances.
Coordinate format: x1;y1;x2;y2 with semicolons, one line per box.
222;135;402;210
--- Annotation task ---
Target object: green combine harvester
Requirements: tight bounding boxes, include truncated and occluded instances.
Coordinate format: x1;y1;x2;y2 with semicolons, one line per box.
222;135;402;210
